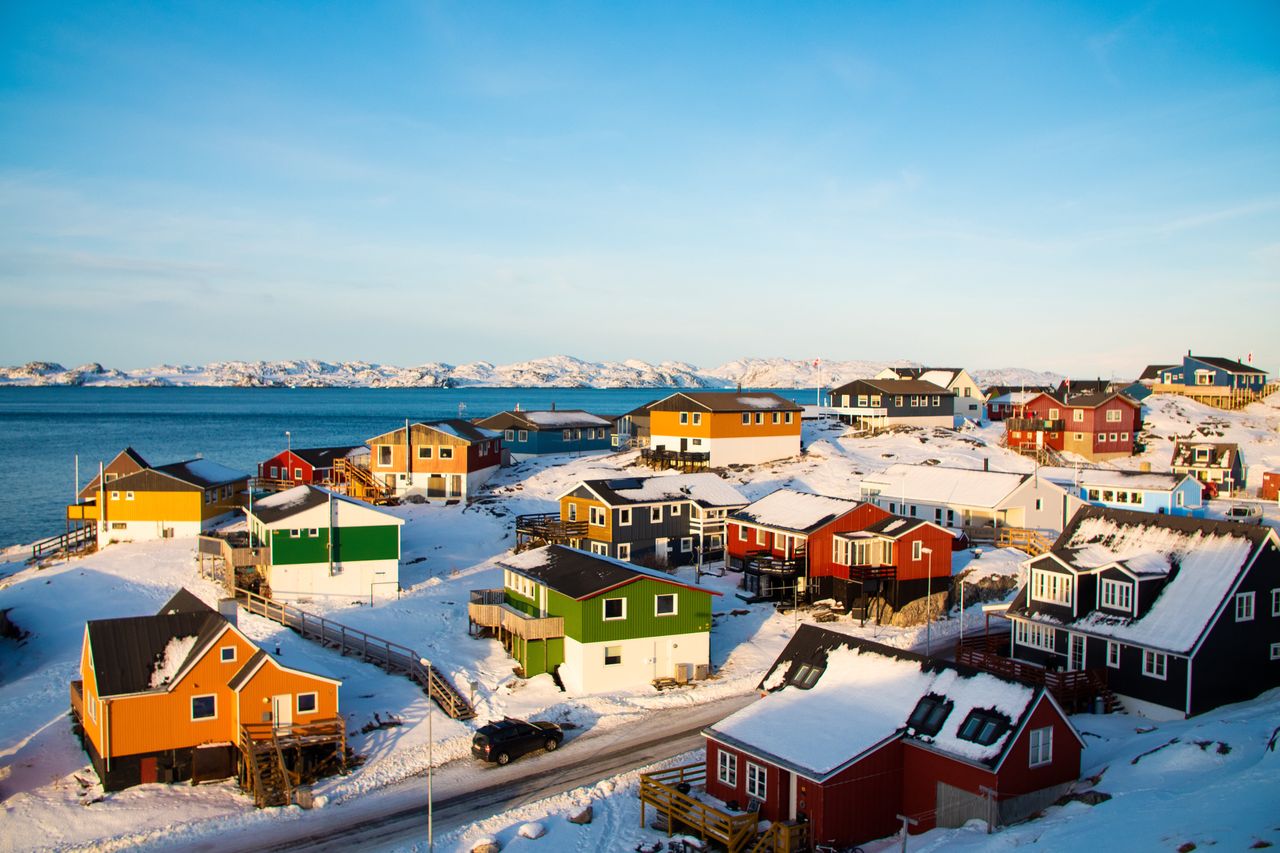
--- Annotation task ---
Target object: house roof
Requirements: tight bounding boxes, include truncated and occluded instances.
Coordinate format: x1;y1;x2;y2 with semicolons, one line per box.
1189;355;1267;375
77;446;152;499
248;484;401;526
706;626;1055;781
152;458;251;489
478;410;613;431
158;588;215;615
1054;390;1138;408
1139;364;1175;381
285;445;368;467
860;463;1036;510
731;489;862;534
368;419;500;445
498;545;717;600
1040;467;1194;492
1009;507;1275;654
573;473;748;509
856;515;932;538
1171;440;1241;470
830;378;955;397
646;391;802;413
86;596;227;697
228;649;269;691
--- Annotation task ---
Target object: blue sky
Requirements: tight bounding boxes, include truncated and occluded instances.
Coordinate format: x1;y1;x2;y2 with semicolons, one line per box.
1;1;1277;376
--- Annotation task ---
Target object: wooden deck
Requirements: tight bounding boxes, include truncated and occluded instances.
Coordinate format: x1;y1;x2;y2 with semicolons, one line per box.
639;763;759;853
238;717;346;808
963;525;1055;557
328;458;396;504
513;513;588;551
955;634;1118;713
468;589;565;640
1149;382;1280;411
235;588;475;719
198;534;269;594
31;523;96;561
639;447;710;472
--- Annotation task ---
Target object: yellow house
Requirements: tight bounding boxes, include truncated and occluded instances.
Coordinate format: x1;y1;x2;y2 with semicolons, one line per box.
69;454;250;543
646;391;803;466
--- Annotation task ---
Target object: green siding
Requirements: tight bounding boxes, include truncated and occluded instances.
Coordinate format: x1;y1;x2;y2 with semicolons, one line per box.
551;578;713;643
270;525;399;566
505;587;539;617
517;636;565;677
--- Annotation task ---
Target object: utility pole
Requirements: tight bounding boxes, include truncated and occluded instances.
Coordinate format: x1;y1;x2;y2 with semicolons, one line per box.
420;657;435;852
922;547;934;656
896;814;919;852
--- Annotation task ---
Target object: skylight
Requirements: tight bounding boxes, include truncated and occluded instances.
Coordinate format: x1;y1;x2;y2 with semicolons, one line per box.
956;709;1010;746
906;694;953;736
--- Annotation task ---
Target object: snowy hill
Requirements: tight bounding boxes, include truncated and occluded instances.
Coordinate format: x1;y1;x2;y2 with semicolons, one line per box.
0;356;1062;389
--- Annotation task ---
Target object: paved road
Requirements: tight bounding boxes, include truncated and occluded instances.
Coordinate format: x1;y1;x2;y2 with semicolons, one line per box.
185;693;756;853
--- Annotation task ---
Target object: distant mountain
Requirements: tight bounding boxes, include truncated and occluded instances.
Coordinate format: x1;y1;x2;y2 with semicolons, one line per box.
0;357;1063;390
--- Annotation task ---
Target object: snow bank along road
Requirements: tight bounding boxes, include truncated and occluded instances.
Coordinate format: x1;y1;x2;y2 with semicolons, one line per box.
184;694;756;853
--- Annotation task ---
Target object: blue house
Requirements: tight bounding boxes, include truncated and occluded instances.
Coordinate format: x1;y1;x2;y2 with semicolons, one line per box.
1051;469;1205;517
477;409;615;462
1157;353;1268;390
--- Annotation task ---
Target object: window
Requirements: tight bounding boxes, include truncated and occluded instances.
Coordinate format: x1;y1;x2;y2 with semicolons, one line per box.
619;508;632;526
756;528;766;546
742;413;750;425
438;447;453;459
378;445;392;467
932;395;941;406
1075;433;1084;441
680;537;692;553
417;446;432;459
1028;726;1053;767
563;429;572;440
746;762;767;800
289;529;300;538
692;412;702;426
1100;579;1133;612
604;645;622;666
1015;619;1056;652
220;646;237;663
205;490;214;504
1109;433;1118;442
1272;643;1280;661
771;412;780;424
1073;409;1084;422
504;429;514;441
1121;432;1129;442
656;594;677;616
912;541;922;560
1106;641;1121;668
517;430;528;443
297;692;318;714
294;467;303;479
718;750;738;786
617;543;631;561
1048;408;1060;420
603;598;626;620
792;663;824;688
754;412;764;424
651;506;662;523
1106;409;1122;422
126;491;135;501
590;506;606;526
270;465;279;478
1271;589;1280;617
957;710;1009;746
785;412;793;424
1031;570;1073;606
590;541;609;556
670;503;681;517
1236;591;1255;622
738;525;748;542
906;694;953;736
191;695;217;720
307;527;319;538
1035;498;1043;511
567;503;578;522
679;412;689;425
1142;650;1167;680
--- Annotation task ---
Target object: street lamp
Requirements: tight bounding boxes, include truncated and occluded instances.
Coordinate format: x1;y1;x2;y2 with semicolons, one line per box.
419;657;434;853
921;547;934;657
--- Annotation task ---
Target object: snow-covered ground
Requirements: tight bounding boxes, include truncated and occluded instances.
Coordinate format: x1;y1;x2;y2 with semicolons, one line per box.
1;392;1277;851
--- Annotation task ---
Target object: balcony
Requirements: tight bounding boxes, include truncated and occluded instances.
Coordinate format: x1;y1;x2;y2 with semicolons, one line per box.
639;448;710;472
70;679;85;724
1005;417;1064;432
198;533;269;568
468;589;564;640
66;502;99;522
514;513;588;550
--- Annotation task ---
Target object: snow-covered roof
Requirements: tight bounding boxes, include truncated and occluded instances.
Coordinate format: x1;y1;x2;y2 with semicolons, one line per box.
520;410;613;428
575;473;748;508
707;633;1042;780
1041;467;1192;492
732;489;861;533
860;463;1029;509
988;391;1038;406
499;545;719;600
154;458;250;488
250;484;400;525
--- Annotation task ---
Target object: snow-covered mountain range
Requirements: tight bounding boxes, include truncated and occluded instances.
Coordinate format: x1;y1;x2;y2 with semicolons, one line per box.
0;356;1062;390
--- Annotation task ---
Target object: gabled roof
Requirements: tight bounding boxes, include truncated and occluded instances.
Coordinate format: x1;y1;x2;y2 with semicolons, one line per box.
228;648;268;691
731;489;863;534
1056;390;1139;408
1188;355;1267;375
283;445;367;467
367;419;500;445
856;515;935;538
498;545;719;600
569;473;748;509
1139;364;1175;381
477;409;613;431
158;588;215;615
1171;440;1240;470
705;626;1068;781
1008;507;1276;654
86;603;226;697
829;378;954;397
860;463;1039;510
78;446;151;499
1040;467;1196;493
248;484;402;526
152;458;250;489
646;391;802;413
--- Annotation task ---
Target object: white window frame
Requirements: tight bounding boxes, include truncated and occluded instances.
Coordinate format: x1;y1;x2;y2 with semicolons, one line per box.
590;541;608;556
1271;588;1280;617
617;543;631;561
1031;569;1073;606
1014;619;1056;652
438;446;453;460
296;692;318;715
679;412;689;425
738;525;748;542
692;412;702;426
517;430;528;442
604;645;622;666
756;528;767;546
1106;641;1120;668
504;429;514;441
741;413;750;425
590;506;607;527
191;694;217;721
1073;409;1084;422
1235;591;1255;622
220;645;236;663
270;465;278;478
289;528;300;538
718;750;738;786
651;506;662;523
307;527;319;538
110;490;120;500
912;540;922;561
785;412;793;424
1028;726;1053;767
1142;650;1167;680
567;502;578;522
1106;409;1122;422
746;762;767;801
670;503;681;517
1271;643;1280;661
680;537;692;553
377;445;392;467
417;446;432;459
618;508;632;527
1100;578;1134;613
655;593;678;616
603;597;626;621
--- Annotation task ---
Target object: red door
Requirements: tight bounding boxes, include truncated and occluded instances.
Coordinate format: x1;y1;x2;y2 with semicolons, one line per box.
139;756;158;783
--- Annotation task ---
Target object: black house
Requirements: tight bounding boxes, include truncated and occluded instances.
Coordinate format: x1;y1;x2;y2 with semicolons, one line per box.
1004;506;1279;719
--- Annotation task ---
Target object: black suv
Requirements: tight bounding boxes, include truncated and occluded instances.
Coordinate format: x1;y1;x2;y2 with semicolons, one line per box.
471;718;564;766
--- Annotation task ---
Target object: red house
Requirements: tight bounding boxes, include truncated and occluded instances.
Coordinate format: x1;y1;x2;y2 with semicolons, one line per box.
703;626;1083;849
1004;391;1141;462
828;515;955;619
256;445;368;488
1261;471;1279;502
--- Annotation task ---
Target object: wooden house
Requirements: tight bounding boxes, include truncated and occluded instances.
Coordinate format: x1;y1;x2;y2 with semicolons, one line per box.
876;367;984;422
859;463;1085;533
1262;471;1279;502
610;402;652;449
827;515;956;619
365;419;502;501
245;486;404;602
642;391;802;468
1157;353;1269;391
826;379;955;431
75;447;150;499
1002;391;1142;462
473;545;718;693
1044;469;1205;517
476;408;614;461
700;626;1083;848
1170;440;1246;496
69;456;250;543
255;445;368;490
71;589;342;795
1002;507;1280;719
533;473;748;566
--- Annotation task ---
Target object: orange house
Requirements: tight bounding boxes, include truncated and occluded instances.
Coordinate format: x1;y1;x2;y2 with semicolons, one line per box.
646;391;803;467
71;590;341;792
366;419;502;501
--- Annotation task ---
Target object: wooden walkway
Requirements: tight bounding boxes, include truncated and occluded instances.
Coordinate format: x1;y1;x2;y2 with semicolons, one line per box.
30;524;96;561
235;588;475;719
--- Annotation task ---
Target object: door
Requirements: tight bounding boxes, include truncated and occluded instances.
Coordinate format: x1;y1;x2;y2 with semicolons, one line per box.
1069;634;1086;672
272;694;293;731
936;782;989;828
655;538;669;565
139;756;158;784
680;438;688;452
1036;430;1044;449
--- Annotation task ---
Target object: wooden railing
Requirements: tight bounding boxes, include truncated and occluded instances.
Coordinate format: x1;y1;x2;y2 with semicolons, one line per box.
252;477;299;493
198;534;268;568
32;524;96;560
514;513;589;549
640;447;711;471
330;458;395;504
69;679;85;723
747;821;807;853
639;763;759;853
957;640;1105;712
235;588;475;719
962;525;1055;556
468;589;565;640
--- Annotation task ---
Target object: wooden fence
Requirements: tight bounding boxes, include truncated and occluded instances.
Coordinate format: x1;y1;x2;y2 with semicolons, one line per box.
639;762;759;853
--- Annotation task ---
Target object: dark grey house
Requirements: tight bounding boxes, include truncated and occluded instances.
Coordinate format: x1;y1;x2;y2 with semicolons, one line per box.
826;379;955;431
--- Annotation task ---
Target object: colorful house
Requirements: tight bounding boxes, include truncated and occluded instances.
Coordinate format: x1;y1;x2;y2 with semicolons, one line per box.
1003;507;1280;719
365;419;502;501
1003;391;1142;462
1170;440;1246;496
476;409;614;461
859;463;1085;533
1046;469;1205;517
700;626;1083;847
826;379;955;431
876;366;985;422
69;455;250;543
1157;353;1269;390
256;445;368;489
547;473;748;565
643;391;802;467
1262;471;1279;502
245;485;404;602
611;401;652;449
71;589;342;793
472;545;718;693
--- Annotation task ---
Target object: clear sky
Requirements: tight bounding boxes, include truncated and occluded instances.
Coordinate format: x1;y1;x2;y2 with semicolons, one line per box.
1;1;1277;376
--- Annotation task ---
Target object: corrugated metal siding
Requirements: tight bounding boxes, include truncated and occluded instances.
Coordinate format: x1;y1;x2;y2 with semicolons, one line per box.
558;578;713;643
270;525;399;565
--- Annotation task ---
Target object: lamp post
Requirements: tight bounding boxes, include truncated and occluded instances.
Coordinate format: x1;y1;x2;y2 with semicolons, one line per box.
419;657;434;853
285;431;292;482
921;547;934;657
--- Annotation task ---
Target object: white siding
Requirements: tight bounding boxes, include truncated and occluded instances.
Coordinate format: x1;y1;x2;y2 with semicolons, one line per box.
560;632;710;694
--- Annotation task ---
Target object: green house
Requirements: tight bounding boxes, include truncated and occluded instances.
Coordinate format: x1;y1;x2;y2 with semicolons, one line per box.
470;545;718;693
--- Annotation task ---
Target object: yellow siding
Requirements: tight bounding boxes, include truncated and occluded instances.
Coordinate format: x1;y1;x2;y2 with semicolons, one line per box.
103;490;202;524
562;496;610;541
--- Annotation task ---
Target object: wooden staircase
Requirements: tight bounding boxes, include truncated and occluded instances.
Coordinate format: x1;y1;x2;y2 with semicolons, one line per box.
238;718;345;808
329;458;396;505
1087;670;1124;714
747;821;807;853
30;525;96;561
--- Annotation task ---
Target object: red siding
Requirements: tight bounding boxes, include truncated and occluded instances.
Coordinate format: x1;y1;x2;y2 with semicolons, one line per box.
466;439;503;473
1260;472;1278;502
808;739;904;848
890;525;956;583
257;451;317;484
900;744;997;833
991;697;1081;797
704;739;790;823
727;503;891;575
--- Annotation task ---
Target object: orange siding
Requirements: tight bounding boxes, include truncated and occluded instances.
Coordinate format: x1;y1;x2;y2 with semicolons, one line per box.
369;424;480;477
237;658;340;725
79;630;105;755
561;496;610;541
650;410;801;440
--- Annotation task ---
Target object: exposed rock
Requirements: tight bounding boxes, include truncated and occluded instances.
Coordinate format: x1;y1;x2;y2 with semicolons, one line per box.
516;821;546;839
470;837;501;853
567;804;593;825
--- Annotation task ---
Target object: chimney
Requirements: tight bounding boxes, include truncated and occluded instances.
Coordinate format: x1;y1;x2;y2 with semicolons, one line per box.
983;458;989;472
217;598;238;627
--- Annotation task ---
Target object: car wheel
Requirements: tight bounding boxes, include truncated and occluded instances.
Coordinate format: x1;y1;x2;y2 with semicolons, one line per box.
544;738;559;752
496;751;511;766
